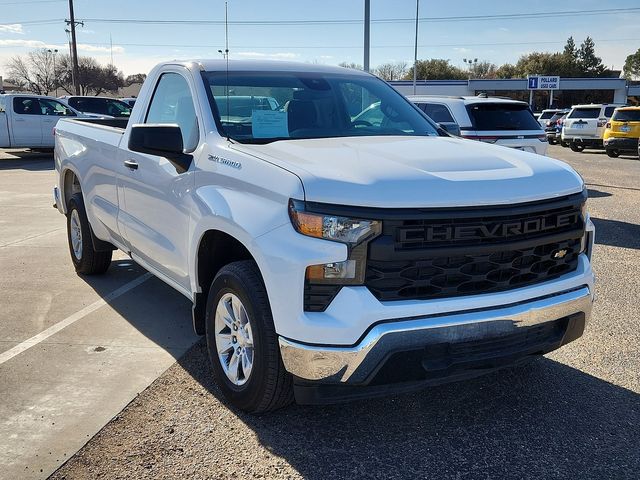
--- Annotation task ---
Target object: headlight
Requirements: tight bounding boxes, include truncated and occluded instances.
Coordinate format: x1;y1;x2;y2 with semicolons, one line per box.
289;199;382;287
288;199;381;246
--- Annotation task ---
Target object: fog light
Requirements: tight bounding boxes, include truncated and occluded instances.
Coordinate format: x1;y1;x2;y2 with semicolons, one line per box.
306;260;357;281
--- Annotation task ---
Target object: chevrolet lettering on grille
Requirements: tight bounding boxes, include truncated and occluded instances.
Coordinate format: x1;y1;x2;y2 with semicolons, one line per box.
400;212;580;243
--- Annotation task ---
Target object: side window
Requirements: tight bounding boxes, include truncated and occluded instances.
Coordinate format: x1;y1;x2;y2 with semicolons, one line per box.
604;106;616;118
13;97;42;115
146;73;199;151
39;99;76;116
0;97;5;113
421;103;455;123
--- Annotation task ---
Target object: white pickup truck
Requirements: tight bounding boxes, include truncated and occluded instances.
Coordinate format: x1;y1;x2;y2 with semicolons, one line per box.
0;93;90;149
54;60;595;412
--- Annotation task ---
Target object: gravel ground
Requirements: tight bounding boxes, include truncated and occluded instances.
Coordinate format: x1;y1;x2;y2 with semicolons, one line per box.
50;146;640;480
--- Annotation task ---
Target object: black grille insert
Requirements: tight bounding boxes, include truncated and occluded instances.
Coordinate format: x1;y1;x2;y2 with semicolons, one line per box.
365;192;585;302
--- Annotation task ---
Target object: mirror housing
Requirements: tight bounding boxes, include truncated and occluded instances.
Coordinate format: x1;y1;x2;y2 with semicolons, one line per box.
128;124;192;172
437;122;461;137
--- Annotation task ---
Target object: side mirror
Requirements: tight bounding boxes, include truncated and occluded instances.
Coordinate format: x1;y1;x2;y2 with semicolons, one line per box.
128;124;193;173
437;122;461;137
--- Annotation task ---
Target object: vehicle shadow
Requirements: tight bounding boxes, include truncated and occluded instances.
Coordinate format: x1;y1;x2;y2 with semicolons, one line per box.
80;259;198;358
587;188;612;198
591;217;640;250
0;155;53;171
179;340;640;479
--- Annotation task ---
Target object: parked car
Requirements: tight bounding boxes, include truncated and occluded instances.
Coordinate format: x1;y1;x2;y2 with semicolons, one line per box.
544;109;570;145
53;60;594;412
537;109;564;128
407;95;548;155
58;96;132;118
603;106;640;157
561;103;624;152
0;93;94;149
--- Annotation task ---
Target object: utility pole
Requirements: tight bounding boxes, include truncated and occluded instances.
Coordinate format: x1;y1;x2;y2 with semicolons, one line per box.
412;0;419;94
363;0;370;72
66;0;82;95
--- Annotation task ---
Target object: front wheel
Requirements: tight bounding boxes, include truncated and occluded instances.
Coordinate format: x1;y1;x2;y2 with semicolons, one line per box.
606;149;620;158
66;193;112;275
205;260;293;413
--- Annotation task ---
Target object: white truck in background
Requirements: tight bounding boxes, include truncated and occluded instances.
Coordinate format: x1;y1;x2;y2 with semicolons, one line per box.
0;93;93;149
53;60;595;412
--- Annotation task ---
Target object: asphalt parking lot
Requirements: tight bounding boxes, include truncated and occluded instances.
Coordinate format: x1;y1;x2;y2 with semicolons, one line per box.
1;145;639;480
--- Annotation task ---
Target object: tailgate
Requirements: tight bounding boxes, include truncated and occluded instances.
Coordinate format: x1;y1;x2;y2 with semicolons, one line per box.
609;110;640;138
564;107;602;137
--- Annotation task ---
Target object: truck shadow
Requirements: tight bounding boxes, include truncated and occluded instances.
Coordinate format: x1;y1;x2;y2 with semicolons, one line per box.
179;340;640;479
591;217;640;250
80;259;198;358
0;155;53;171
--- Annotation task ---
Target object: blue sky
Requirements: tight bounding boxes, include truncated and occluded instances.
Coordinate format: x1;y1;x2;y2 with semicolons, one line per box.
1;0;639;77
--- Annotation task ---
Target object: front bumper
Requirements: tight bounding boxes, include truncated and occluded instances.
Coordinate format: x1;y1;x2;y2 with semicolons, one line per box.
279;285;593;399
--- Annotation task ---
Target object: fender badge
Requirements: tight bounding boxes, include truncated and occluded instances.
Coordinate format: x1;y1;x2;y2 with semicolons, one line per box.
553;249;568;259
208;154;242;170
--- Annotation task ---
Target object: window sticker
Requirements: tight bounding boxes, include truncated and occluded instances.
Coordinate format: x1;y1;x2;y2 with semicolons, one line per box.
252;110;289;138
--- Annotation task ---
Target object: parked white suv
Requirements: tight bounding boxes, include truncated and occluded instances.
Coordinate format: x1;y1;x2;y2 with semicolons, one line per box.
561;103;624;152
408;95;548;155
537;109;564;128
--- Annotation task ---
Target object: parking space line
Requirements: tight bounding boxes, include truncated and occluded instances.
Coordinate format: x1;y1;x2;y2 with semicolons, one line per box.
0;273;153;366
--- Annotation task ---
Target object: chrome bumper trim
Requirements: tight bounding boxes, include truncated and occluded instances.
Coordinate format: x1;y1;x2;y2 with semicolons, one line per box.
279;286;593;383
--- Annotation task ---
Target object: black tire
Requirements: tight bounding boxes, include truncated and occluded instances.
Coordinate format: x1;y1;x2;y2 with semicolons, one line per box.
205;260;293;413
570;143;585;152
548;138;557;145
66;193;112;275
606;149;620;158
560;140;570;148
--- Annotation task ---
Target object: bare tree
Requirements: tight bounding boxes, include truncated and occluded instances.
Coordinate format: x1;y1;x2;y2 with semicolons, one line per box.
5;49;58;95
374;61;408;81
56;54;125;96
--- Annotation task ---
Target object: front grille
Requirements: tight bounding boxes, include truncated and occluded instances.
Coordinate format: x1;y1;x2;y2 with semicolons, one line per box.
365;192;585;302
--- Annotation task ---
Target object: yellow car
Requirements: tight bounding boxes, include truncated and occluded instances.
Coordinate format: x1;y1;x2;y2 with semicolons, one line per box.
603;106;640;157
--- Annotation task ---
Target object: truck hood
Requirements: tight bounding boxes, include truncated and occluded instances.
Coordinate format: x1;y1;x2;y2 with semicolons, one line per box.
234;136;584;208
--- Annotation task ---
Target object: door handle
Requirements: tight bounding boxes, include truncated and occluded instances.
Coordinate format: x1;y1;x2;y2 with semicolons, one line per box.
123;159;139;170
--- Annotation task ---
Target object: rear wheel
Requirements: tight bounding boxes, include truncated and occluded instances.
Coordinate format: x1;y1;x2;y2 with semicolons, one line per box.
560;140;570;148
570;143;585;152
205;260;293;413
66;193;112;275
606;149;620;158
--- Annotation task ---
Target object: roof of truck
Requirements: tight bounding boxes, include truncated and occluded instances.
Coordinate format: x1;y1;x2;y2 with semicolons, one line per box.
172;59;373;76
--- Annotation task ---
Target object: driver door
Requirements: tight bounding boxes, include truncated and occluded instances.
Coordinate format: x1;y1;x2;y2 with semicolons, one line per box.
118;71;200;293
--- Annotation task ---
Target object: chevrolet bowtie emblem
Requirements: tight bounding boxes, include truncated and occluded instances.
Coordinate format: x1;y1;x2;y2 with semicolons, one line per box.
554;249;568;259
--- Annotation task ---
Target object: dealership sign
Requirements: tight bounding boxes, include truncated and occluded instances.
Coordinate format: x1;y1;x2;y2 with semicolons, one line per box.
527;75;560;90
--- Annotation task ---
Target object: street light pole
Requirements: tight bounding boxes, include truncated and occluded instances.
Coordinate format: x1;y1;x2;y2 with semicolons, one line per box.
363;0;370;72
412;0;419;95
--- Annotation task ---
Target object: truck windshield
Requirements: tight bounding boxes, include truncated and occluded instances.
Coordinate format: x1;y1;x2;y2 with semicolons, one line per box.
202;71;438;143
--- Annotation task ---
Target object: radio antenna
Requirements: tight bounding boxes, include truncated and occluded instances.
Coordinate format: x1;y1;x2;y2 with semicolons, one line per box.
224;1;230;141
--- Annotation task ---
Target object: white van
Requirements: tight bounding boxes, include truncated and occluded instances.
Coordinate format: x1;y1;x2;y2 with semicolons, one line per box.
0;94;89;149
408;95;548;155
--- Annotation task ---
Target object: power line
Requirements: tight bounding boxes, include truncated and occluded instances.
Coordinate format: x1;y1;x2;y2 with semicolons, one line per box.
0;0;64;4
51;38;640;50
75;7;640;26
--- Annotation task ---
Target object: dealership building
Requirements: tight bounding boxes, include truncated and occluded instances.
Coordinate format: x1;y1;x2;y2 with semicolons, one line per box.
390;77;640;110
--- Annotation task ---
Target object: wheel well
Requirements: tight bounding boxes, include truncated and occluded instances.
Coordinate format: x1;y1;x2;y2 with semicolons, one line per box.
192;230;255;335
63;169;81;208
